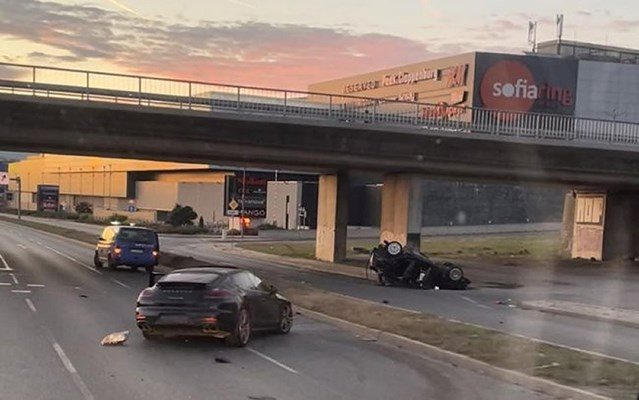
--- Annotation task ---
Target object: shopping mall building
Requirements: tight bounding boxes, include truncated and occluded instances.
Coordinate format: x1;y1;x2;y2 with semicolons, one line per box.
309;39;639;124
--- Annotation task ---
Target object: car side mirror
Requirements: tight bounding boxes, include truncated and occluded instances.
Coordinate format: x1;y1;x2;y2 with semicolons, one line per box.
268;284;278;295
150;272;165;286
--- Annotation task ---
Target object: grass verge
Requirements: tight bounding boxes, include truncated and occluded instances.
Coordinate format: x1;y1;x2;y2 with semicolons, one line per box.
240;232;562;265
2;216;636;399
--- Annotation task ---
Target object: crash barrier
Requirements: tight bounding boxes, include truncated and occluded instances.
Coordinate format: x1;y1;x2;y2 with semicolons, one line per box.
1;62;639;146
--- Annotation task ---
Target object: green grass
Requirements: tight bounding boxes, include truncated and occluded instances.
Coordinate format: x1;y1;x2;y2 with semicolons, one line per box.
240;232;562;264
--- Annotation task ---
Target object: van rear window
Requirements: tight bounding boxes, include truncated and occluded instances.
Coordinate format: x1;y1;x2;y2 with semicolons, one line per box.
117;228;156;244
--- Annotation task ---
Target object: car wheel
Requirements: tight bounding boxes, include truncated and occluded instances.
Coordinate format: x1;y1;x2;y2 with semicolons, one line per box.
142;331;160;340
276;304;293;334
93;252;103;268
226;307;251;347
107;255;116;270
131;265;139;271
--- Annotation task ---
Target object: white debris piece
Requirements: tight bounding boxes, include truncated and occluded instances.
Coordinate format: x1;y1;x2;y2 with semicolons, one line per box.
101;331;129;346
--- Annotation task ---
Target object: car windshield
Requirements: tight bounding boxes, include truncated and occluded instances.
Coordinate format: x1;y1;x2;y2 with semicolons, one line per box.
117;228;155;244
2;1;639;400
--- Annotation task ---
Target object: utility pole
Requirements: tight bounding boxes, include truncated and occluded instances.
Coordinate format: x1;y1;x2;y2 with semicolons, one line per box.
556;14;564;55
528;21;537;52
240;169;246;239
10;177;21;220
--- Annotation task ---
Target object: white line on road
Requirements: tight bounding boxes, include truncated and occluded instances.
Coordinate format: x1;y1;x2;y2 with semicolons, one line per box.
51;342;95;400
36;241;43;246
0;282;12;286
247;348;299;374
27;284;45;288
0;253;12;270
110;278;131;289
25;298;37;312
459;295;492;310
17;244;27;249
11;290;31;294
45;246;103;275
9;273;19;284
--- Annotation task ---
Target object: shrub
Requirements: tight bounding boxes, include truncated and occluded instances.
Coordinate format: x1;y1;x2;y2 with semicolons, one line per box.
198;216;205;228
74;202;93;214
257;222;282;230
108;214;128;223
167;204;198;227
78;213;92;222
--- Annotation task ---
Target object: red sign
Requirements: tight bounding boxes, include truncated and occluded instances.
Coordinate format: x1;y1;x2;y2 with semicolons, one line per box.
480;59;573;113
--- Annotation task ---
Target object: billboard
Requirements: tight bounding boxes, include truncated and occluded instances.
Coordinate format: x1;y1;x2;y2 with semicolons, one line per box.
473;53;578;116
37;185;60;212
224;172;268;218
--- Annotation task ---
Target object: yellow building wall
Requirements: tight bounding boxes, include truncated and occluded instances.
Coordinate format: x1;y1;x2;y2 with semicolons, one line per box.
153;171;230;183
8;154;211;198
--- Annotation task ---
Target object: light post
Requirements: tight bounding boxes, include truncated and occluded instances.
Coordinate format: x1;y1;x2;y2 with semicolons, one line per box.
10;176;21;220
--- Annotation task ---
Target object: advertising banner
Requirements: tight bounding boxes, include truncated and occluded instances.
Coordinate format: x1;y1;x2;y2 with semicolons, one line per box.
473;53;578;116
37;185;60;212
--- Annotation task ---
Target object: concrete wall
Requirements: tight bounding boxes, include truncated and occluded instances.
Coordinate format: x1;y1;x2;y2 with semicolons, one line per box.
136;181;179;211
177;182;225;223
266;181;302;229
94;208;157;222
575;60;639;123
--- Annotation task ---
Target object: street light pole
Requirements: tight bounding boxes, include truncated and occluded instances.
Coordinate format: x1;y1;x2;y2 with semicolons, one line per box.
10;177;21;220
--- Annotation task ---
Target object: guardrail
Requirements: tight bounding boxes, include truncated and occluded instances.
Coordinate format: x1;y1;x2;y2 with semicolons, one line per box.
1;61;638;146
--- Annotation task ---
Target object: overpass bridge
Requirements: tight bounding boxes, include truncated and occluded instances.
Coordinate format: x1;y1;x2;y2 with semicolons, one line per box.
1;62;638;262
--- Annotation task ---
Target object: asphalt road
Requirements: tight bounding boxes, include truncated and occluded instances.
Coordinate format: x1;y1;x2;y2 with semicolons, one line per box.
0;220;553;400
5;214;639;364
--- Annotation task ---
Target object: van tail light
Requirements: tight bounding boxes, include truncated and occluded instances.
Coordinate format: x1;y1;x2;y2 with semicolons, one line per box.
204;288;234;299
152;250;159;257
114;247;122;255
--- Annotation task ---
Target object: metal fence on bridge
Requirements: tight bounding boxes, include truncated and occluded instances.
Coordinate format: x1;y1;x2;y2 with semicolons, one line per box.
1;61;638;146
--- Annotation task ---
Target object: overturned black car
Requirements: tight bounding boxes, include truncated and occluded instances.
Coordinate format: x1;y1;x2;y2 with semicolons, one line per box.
368;241;470;290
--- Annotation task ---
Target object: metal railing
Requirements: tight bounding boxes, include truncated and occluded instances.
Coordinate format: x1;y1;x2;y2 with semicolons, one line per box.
1;61;638;146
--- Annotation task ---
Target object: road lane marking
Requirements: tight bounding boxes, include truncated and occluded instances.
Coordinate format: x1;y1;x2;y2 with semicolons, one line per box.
9;273;19;284
459;295;492;310
246;348;299;374
45;246;103;275
17;244;27;249
36;241;43;245
27;284;45;288
110;278;131;289
11;290;31;294
25;298;37;312
0;282;11;286
0;253;12;270
51;341;95;400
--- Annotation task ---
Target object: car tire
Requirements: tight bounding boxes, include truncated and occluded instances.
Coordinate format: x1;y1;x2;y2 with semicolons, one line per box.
142;331;160;340
107;255;116;270
93;252;103;269
226;307;251;347
131;265;139;271
276;304;293;334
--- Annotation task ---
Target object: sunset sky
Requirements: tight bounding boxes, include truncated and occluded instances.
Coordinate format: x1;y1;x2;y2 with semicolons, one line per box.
1;0;638;89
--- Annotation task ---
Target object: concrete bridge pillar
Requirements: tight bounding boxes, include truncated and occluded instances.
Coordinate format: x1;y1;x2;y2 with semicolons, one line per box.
315;173;349;262
568;190;639;261
380;174;423;251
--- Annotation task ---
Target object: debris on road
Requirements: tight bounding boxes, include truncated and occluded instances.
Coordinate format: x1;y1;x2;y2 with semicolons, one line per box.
382;299;389;304
495;298;517;308
534;362;560;370
79;294;88;298
214;356;231;364
101;331;129;346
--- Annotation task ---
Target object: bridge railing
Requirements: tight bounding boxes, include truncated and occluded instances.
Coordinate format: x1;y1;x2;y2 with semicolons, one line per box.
1;61;639;146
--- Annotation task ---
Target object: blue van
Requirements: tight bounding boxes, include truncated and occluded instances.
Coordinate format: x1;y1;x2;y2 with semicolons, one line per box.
94;225;159;270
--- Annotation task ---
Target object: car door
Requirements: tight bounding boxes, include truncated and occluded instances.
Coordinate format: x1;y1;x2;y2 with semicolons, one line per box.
249;273;281;327
234;272;270;328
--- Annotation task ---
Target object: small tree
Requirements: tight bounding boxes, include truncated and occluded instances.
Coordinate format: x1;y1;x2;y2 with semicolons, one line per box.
198;216;205;228
74;202;93;214
167;204;198;227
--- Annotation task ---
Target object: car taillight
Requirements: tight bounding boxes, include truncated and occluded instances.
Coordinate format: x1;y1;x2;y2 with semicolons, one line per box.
204;288;234;299
152;250;159;257
114;247;122;254
135;311;146;321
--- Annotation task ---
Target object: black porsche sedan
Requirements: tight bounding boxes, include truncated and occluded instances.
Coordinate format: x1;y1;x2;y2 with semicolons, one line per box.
135;266;293;346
